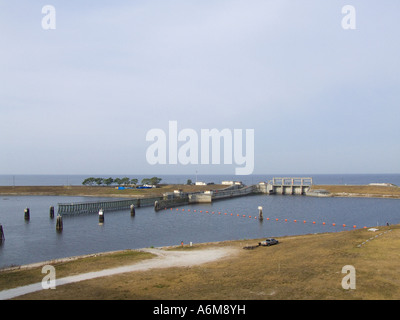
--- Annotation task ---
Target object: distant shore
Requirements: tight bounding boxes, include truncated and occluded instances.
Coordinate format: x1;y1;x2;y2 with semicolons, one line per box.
0;184;227;198
0;184;400;199
308;184;400;199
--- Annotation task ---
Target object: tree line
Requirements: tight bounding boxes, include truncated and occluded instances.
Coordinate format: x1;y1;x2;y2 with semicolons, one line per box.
82;177;162;186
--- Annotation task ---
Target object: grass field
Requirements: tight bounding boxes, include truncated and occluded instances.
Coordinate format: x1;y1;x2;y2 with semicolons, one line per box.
1;224;399;300
310;185;400;199
0;184;227;198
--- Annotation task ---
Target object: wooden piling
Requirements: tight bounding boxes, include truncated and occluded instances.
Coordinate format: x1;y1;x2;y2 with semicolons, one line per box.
49;206;55;219
98;209;104;223
258;206;263;221
130;204;135;217
24;208;30;220
56;215;63;231
0;224;4;242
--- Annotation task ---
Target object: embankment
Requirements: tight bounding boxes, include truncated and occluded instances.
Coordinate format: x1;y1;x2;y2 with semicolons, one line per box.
0;185;226;198
310;184;400;199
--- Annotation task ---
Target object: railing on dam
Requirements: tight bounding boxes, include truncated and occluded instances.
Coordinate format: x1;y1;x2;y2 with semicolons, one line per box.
272;177;313;186
212;185;256;200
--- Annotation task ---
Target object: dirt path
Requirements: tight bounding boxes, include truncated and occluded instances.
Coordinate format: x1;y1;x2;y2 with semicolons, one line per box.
0;247;236;300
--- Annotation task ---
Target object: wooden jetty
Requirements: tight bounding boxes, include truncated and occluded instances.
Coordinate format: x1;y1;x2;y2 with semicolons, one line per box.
58;196;162;215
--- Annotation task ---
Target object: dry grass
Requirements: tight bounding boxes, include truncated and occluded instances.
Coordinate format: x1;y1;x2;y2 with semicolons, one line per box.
0;250;155;291
311;185;400;198
2;225;400;300
0;184;227;198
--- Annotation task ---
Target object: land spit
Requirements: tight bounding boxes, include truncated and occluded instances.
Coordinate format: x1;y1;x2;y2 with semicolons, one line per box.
0;184;399;199
0;185;227;198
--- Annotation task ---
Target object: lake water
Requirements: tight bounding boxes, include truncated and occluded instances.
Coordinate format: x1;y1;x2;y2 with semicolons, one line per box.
0;174;399;269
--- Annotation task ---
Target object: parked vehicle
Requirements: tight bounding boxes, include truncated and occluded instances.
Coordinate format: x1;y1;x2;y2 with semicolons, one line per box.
259;238;279;246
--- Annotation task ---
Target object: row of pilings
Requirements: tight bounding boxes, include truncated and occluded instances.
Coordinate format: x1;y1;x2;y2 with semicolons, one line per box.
0;203;138;241
0;206;61;243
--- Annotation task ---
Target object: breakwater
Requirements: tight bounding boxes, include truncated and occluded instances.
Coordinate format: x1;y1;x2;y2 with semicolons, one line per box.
58;196;162;215
57;178;313;215
57;185;259;214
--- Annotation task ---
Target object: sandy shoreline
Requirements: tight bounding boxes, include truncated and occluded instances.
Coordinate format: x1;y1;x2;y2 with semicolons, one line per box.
0;246;237;300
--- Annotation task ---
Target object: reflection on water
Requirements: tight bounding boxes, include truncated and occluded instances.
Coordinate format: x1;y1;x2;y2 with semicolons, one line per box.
0;194;399;268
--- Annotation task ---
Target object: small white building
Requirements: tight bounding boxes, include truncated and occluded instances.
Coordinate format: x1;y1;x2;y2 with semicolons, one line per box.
221;181;242;186
195;181;207;186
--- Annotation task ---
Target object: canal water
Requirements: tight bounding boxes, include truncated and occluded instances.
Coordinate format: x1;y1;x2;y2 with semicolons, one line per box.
1;192;399;269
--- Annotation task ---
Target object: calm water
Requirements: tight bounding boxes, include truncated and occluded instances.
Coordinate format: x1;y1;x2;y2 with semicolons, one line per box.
0;174;399;268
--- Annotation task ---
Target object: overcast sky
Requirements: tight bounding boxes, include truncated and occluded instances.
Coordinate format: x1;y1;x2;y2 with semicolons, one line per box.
0;1;399;175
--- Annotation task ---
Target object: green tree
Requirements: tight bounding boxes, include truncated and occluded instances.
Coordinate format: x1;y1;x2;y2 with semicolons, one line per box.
150;177;162;185
104;177;114;186
141;178;151;185
121;177;130;186
130;178;138;185
82;177;96;186
141;177;162;186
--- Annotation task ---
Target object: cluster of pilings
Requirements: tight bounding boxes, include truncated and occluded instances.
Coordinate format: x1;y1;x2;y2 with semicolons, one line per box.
97;204;136;224
23;206;56;221
0;206;62;242
0;224;4;243
0;203;137;237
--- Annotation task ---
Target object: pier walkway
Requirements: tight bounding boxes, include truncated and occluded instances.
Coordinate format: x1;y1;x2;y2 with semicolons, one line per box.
58;196;162;215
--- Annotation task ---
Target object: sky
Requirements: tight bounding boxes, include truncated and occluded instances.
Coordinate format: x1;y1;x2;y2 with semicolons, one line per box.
0;0;399;175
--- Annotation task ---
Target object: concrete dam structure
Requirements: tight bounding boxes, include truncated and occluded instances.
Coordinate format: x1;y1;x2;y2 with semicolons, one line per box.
265;177;313;195
154;177;313;210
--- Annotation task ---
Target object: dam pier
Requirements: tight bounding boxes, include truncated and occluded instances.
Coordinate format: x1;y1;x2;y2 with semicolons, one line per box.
265;177;313;195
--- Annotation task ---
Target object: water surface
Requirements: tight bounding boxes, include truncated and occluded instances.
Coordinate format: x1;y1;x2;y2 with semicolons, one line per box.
1;193;399;268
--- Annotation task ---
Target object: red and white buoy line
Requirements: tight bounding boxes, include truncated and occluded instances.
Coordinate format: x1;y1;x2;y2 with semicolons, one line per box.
162;206;366;229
